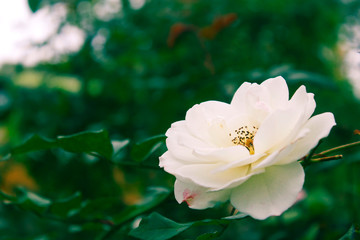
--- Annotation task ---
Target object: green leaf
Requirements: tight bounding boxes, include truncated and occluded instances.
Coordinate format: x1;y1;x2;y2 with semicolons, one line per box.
129;208;247;240
129;212;193;240
196;231;221;240
11;135;57;155
74;197;124;219
131;135;166;162
111;139;130;162
11;130;114;160
340;224;360;240
0;189;17;202
56;130;114;159
69;222;111;232
113;187;171;225
0;188;51;216
28;0;41;12
49;192;82;218
112;139;130;156
16;189;51;215
1;189;84;220
221;212;248;220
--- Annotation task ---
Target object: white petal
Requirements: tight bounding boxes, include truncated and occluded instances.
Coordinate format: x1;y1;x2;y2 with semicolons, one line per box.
260;76;289;108
215;152;265;171
193;145;250;163
251;129;309;170
185;101;236;143
174;163;254;190
240;84;272;121
230;82;253;109
166;122;213;162
230;162;304;220
159;151;185;172
251;128;309;169
276;112;336;165
174;179;230;209
253;107;303;154
253;84;317;155
287;85;315;123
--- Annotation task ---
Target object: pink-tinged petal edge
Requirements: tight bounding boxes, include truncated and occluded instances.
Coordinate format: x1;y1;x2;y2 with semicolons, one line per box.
174;179;230;209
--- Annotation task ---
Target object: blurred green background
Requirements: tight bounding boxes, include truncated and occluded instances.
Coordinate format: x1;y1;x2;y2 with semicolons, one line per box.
0;0;360;239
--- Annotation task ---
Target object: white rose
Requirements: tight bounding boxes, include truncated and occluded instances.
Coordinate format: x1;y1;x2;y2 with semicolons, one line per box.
159;76;336;220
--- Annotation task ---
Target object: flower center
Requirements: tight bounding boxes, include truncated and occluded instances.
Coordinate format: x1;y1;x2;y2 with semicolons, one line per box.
229;125;258;155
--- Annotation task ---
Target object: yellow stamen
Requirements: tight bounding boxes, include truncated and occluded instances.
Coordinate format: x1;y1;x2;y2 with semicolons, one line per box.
245;138;255;155
229;125;257;155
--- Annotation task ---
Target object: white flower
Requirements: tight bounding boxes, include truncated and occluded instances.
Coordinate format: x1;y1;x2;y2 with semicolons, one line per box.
159;76;336;220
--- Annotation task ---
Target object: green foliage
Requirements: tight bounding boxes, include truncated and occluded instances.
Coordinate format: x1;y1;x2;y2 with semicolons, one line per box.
0;186;171;238
129;212;193;240
129;211;247;240
131;135;166;162
0;188;73;218
195;232;222;240
11;130;114;160
1;0;360;239
27;0;41;12
112;187;171;225
49;192;82;218
340;224;360;240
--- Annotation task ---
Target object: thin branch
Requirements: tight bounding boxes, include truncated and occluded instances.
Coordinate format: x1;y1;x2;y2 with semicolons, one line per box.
317;141;360;156
230;207;236;216
301;140;323;167
310;154;343;163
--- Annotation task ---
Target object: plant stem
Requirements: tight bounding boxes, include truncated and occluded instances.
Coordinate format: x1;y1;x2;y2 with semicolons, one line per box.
230;207;236;216
310;154;343;162
317;141;360;156
218;222;231;238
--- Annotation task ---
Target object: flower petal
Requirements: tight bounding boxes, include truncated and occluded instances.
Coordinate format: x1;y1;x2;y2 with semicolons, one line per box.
276;112;336;165
174;179;230;209
253;85;316;155
159;151;185;171
174;163;256;190
235;84;272;121
215;152;265;172
230;162;304;220
193;145;250;163
287;85;315;124
260;76;289;108
253;107;303;154
166;121;213;162
185;101;236;143
251;128;310;170
230;82;253;109
231;77;290;120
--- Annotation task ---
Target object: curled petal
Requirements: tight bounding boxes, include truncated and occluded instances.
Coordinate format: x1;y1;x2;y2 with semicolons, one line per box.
287;85;316;124
230;162;304;220
254;85;316;155
253;107;303;154
276;112;336;165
